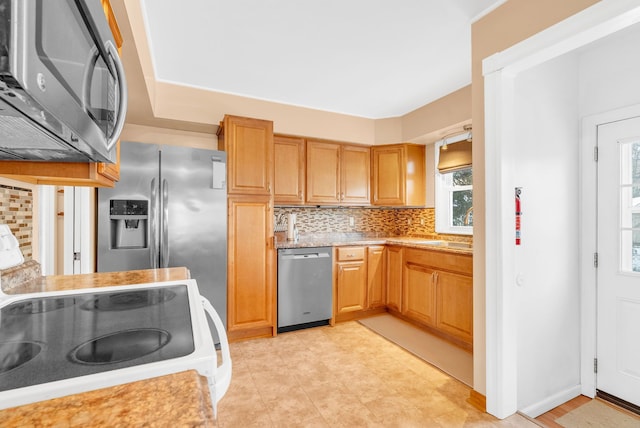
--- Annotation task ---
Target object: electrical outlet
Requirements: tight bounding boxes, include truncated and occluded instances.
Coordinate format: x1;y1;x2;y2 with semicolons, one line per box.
407;219;412;225
420;218;425;226
349;216;354;227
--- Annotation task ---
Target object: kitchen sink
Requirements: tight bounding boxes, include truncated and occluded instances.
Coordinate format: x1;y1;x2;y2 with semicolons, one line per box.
406;239;446;245
445;242;473;249
390;238;472;249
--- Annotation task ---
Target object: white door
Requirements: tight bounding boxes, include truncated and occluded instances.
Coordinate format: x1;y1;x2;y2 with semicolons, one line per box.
597;115;640;406
63;186;93;274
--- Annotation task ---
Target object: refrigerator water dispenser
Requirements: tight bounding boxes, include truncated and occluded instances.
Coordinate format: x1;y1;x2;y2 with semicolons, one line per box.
110;200;148;249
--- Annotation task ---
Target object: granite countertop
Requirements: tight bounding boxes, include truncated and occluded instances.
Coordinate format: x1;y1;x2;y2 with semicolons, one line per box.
0;267;216;427
0;370;214;428
1;266;192;294
276;233;473;255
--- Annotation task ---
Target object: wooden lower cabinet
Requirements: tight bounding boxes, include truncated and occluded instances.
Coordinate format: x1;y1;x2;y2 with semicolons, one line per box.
402;262;437;326
334;245;386;322
227;195;275;341
436;270;473;344
401;248;473;349
367;246;385;308
385;246;403;312
336;260;367;314
335;246;367;315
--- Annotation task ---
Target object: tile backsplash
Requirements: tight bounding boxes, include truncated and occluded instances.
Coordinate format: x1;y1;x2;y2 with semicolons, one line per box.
274;206;472;243
0;184;34;261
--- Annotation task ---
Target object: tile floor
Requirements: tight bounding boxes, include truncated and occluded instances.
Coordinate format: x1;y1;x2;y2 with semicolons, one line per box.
216;321;537;427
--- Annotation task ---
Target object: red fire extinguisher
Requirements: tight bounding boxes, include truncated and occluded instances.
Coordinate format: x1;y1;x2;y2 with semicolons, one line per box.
515;187;522;245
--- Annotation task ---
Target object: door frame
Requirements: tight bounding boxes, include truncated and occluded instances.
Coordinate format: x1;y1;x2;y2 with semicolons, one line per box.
482;0;640;419
580;104;640;399
38;185;93;275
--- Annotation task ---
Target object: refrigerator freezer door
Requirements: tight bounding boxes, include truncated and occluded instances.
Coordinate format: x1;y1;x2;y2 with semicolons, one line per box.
159;145;227;331
98;142;159;273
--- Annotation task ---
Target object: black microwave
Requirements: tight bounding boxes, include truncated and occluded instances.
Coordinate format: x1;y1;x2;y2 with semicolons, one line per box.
0;0;127;162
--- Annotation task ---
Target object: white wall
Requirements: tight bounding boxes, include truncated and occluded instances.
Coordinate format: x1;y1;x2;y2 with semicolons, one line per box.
578;23;640;118
509;19;640;416
512;53;582;413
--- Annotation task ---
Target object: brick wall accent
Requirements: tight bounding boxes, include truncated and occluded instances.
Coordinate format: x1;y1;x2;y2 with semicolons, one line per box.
0;184;33;261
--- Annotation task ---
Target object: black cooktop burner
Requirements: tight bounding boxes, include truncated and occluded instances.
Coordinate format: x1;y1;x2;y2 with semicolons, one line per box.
70;328;170;365
0;341;43;374
0;284;195;393
80;288;176;311
3;297;77;315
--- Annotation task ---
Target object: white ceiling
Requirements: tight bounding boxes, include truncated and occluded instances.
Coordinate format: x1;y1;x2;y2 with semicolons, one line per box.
140;0;505;119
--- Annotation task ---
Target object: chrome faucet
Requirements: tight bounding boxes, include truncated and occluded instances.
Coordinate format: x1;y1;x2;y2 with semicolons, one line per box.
464;207;473;225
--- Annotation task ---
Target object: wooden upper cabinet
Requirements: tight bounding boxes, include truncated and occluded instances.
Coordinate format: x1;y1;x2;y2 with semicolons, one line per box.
372;144;425;206
306;140;370;205
274;135;305;205
341;145;370;205
0;0;123;188
219;115;274;196
306;141;341;204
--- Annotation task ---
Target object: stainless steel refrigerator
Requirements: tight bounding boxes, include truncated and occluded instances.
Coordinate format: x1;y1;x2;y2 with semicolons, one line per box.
97;141;227;337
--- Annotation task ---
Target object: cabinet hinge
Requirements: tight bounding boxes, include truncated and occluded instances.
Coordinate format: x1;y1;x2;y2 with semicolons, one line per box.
594;358;598;373
594;252;598;268
73;252;81;261
594;146;598;162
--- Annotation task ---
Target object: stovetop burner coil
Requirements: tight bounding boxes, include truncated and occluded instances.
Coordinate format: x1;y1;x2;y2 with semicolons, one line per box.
69;328;171;365
0;341;43;374
80;289;177;311
3;297;77;315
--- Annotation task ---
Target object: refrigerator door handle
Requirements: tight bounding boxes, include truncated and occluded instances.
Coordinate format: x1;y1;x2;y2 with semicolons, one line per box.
160;178;169;267
149;178;158;268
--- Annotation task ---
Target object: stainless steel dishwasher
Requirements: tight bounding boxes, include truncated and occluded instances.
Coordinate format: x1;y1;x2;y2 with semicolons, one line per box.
277;247;333;333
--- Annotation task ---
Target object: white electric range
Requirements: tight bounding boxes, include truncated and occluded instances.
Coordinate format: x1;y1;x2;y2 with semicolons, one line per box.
0;279;231;415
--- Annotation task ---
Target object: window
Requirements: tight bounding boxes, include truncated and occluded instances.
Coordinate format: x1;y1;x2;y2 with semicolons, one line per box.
435;139;473;235
620;140;640;272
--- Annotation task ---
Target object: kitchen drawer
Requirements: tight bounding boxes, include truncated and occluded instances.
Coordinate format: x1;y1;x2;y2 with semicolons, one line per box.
336;246;365;261
403;248;472;275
